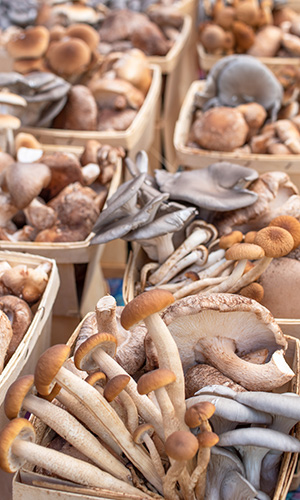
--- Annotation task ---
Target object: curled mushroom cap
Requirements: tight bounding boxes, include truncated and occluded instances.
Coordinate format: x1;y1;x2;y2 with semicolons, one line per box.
162;293;293;391
0;418;35;473
34;344;71;396
74;333;117;372
5;161;51;209
4;374;34;420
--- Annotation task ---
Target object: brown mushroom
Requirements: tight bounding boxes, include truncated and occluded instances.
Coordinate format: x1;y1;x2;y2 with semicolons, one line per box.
5;162;51;210
0;295;32;362
0;309;13;373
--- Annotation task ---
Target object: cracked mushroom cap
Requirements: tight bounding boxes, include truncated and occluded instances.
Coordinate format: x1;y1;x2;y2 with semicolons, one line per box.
6;26;50;59
46;38;91;76
74;333;117;372
4;374;34;420
0;418;35;473
34;344;70;396
161;293;288;373
5;161;51;209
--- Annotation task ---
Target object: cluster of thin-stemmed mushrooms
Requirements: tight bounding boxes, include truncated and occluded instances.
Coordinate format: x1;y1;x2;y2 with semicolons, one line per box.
0;287;299;499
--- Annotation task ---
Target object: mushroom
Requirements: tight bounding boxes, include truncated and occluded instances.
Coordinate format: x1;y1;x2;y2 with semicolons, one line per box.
0;295;33;362
34;344;163;493
53;85;98;131
88;78;145;110
1;262;51;303
121;289;188;429
4;375;131;482
24;198;57;231
0;114;21;156
103;374;139;434
46;38;92;79
161;293;294;391
40;152;84;200
5;26;49;59
137;368;180;438
217;427;300;490
133;423;165;479
65;24;100;51
74;317;163;438
155;163;258;213
0;309;13;373
185;364;247;399
0;418;152;498
163;430;199;500
5;161;51;210
188;431;219;499
195;55;283;121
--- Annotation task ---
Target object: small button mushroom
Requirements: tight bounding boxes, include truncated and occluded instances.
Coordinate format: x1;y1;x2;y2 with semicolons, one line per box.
0;418;151;497
46;38;92;79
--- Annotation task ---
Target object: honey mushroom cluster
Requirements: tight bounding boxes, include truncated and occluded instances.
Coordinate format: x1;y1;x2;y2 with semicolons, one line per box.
0;137;123;243
0;287;299;499
199;0;300;59
0;259;52;374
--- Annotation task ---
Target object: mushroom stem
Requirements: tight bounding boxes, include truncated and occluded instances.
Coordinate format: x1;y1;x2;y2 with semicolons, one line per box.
190;447;210;499
95;296;119;338
149;229;211;285
163;461;188;500
155;234;175;264
197;336;294;391
173;276;227;300
154;248;208;287
90;347;164;439
228;257;273;293
154;387;181;438
11;436;151;497
201;259;247;295
21;393;130;481
143;433;166;479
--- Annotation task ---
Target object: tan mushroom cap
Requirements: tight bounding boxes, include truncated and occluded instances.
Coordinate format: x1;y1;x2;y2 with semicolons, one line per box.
137;368;176;395
0;114;21;130
0;418;35;473
38;382;61;402
66;24;100;51
133;423;155;444
4;375;34;420
219;231;244;249
120;289;175;331
74;333;117;372
239;282;264;303
85;371;107;388
34;344;71;396
15;133;42;151
268;215;300;250
197;431;219;448
0;92;26;107
254;226;295;258
244;231;257;244
164;431;199;461
13;58;48;74
6;26;50;59
225;243;265;261
5;162;51;209
185;402;216;428
47;38;91;75
103;374;130;402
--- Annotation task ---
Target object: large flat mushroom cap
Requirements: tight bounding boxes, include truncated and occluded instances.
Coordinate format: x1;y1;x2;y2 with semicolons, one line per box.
162;293;287;371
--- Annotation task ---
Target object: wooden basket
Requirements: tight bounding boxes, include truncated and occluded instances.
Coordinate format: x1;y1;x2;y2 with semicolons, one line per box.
19;65;162;161
11;311;300;500
197;42;300;74
0;146;123;321
173;80;300;189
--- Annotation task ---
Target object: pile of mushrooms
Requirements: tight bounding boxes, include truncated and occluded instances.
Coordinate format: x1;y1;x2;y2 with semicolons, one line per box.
0;0;39;31
0;288;298;499
199;0;300;59
189;54;300;155
0;258;52;374
0;136;123;243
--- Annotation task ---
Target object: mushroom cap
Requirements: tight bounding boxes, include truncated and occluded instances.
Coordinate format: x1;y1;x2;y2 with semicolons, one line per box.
162;293;287;372
0;418;35;473
239;282;264;303
0;295;33;361
4;374;34;419
6;26;50;59
34;344;70;396
137;368;176;395
191;107;249;152
165;431;199;461
40;152;84;200
66;24;100;51
254;226;294;258
219;231;244;249
85;371;107;388
15;133;42;151
0;114;21;130
218;427;300;453
46;38;91;76
74;333;117;372
120;289;175;331
0;91;26;107
103;374;130;402
133;423;155;444
268;215;300;250
197;431;219;448
185;402;216;428
155;163;258;212
225;243;265;261
5;162;51;209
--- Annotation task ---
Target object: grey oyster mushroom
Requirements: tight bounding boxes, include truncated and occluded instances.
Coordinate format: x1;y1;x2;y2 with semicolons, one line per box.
218;427;300;491
155;162;259;213
161;293;294;391
195;55;283;121
124;206;197;263
0;72;71;127
0;0;38;30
